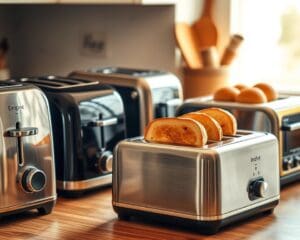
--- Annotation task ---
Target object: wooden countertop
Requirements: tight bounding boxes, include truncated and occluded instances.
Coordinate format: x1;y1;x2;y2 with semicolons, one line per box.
1;182;300;240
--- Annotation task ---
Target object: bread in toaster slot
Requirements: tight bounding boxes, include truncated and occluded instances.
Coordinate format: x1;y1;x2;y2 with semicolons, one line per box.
197;107;237;135
145;107;237;147
179;112;223;141
144;117;208;147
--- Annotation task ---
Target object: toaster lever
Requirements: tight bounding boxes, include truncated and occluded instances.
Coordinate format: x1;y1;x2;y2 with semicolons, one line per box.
87;117;117;127
282;122;300;131
5;123;38;166
6;127;38;137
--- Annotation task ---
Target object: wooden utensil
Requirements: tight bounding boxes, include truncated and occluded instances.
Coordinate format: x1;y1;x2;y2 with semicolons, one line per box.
200;47;219;68
175;23;202;69
192;0;218;49
221;34;244;65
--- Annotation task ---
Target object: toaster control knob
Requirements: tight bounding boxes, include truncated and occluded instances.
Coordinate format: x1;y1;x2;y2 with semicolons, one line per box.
98;151;113;173
250;179;268;199
21;168;47;193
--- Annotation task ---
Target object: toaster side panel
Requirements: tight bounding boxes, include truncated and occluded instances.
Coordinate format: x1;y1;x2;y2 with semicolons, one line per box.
218;135;280;215
113;142;201;217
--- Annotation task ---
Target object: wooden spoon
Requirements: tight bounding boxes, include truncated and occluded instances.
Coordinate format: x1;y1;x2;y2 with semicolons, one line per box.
192;0;218;49
175;23;202;69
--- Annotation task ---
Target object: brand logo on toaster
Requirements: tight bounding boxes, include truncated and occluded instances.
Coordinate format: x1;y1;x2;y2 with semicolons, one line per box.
8;105;24;112
251;156;261;162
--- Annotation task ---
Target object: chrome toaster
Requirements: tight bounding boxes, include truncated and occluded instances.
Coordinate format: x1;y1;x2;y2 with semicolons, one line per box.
69;67;183;138
0;82;56;217
113;131;280;234
177;96;300;185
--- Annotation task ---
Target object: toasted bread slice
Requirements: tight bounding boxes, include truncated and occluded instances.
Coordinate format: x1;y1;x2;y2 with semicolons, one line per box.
198;108;237;135
180;112;223;141
145;118;207;147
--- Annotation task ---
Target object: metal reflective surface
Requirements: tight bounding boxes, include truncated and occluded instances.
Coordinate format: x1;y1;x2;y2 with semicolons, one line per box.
0;84;56;212
69;69;183;137
113;131;280;220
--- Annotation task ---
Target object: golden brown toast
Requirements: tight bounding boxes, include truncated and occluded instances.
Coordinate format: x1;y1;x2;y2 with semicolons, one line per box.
180;112;223;141
145;118;208;147
198;108;237;135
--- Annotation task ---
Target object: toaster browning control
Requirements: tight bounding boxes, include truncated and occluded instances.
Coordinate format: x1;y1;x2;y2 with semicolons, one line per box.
21;167;47;193
98;151;113;173
248;178;268;200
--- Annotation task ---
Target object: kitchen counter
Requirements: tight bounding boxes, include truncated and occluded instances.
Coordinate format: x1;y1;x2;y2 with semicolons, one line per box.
1;182;300;240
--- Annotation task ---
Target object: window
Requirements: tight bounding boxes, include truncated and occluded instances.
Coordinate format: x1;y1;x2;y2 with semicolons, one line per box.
231;0;300;88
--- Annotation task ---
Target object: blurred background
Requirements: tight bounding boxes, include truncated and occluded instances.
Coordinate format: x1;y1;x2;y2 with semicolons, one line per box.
0;0;299;89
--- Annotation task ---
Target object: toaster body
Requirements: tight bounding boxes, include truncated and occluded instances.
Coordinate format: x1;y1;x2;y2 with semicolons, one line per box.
0;83;56;216
69;67;183;138
113;131;280;234
177;96;300;185
12;77;126;194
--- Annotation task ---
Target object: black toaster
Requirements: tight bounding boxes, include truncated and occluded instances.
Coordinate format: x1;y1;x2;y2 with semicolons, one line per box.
0;81;56;216
69;67;183;138
11;76;126;195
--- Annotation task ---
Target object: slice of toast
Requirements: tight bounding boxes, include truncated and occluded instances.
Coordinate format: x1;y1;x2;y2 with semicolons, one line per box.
198;108;237;135
145;118;207;147
180;112;223;141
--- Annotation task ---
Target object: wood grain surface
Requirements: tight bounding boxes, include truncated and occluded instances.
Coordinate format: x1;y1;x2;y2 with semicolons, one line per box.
1;183;300;240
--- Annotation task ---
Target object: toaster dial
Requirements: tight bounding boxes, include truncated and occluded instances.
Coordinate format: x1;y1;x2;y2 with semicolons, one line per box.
248;178;268;200
21;167;47;193
98;151;113;173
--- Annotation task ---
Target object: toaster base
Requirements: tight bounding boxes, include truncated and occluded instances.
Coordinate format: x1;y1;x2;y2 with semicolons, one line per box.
0;200;56;218
57;174;112;197
113;200;279;235
281;172;300;186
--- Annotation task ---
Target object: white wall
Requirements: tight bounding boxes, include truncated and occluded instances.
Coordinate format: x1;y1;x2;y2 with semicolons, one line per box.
1;4;175;77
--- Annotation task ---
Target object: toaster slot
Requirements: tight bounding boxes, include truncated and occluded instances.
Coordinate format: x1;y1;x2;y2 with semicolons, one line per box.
93;67;161;77
46;76;80;85
21;78;64;87
45;76;95;85
19;76;98;89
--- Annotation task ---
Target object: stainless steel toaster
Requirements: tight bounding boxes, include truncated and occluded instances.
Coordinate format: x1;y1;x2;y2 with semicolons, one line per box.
113;131;280;234
69;67;183;138
0;82;56;217
177;96;300;185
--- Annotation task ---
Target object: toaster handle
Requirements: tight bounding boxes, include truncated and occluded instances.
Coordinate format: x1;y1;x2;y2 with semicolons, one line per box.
6;127;38;137
5;125;38;167
282;122;300;131
87;118;117;127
